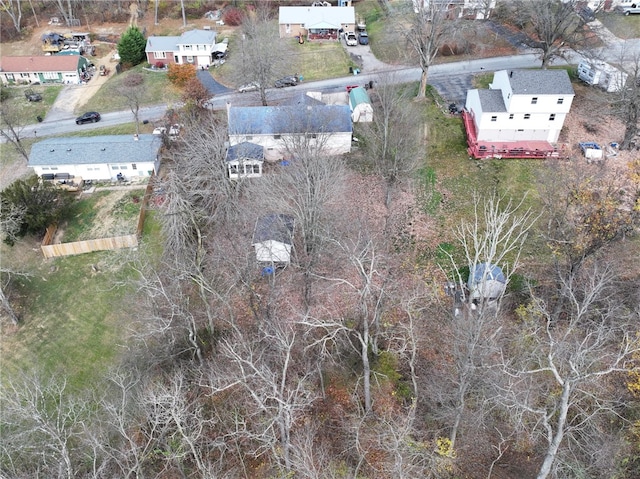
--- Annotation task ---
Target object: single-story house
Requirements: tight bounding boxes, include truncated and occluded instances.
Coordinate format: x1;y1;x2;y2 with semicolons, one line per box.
228;104;353;161
349;87;373;122
28;134;162;182
145;29;218;68
414;0;497;19
279;6;356;41
225;141;264;180
0;55;91;85
252;214;295;265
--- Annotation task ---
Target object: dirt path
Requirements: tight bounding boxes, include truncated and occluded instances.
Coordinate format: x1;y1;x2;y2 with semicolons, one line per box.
44;48;116;122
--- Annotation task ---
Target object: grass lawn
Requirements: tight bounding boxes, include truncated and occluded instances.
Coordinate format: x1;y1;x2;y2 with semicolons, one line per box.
419;86;547;265
0;85;62;125
0;211;162;392
79;64;181;114
598;12;640;39
290;40;355;81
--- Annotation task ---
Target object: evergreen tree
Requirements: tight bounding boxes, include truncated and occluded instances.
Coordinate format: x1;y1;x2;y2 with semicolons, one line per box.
117;27;147;68
0;177;72;245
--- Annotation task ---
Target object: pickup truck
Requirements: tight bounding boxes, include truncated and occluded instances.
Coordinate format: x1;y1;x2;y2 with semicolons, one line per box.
621;3;640;14
345;32;357;46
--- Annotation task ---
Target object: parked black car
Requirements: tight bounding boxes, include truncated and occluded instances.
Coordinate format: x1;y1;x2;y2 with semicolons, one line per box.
24;89;42;102
75;111;101;125
358;32;369;45
274;75;298;88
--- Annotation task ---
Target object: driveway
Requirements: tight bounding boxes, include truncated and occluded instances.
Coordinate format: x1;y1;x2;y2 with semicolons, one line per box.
197;69;233;95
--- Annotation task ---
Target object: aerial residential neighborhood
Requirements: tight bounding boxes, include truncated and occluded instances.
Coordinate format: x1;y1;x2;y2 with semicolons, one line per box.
1;1;639;478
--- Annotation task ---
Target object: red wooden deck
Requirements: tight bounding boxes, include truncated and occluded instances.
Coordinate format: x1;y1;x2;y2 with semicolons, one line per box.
462;111;568;160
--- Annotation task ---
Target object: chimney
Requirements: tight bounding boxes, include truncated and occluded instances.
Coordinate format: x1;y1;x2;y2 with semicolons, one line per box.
510;71;513;78
226;100;231;116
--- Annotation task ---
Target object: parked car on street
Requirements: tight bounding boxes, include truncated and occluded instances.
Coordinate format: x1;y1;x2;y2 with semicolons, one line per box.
24;89;42;102
621;4;640;14
358;32;369;45
75;111;101;125
274;76;298;88
238;82;260;93
345;32;358;46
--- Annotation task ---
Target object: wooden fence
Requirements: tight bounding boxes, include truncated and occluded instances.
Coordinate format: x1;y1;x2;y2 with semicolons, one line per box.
41;234;138;258
41;174;155;259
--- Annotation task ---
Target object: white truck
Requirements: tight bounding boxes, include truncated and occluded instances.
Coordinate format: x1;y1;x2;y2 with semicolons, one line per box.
345;32;357;46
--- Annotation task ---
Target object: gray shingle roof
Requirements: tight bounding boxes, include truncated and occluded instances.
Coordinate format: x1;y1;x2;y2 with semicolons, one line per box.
146;29;216;52
506;69;574;95
253;214;295;245
226;142;264;162
28;135;162;167
228;105;352;136
478;90;506;112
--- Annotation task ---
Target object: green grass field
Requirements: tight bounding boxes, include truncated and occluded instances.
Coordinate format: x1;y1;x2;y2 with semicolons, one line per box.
78;64;182;114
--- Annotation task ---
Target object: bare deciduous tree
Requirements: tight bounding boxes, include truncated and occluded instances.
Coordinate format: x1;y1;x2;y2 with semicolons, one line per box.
441;192;537;451
360;75;422;209
117;73;145;135
0;373;89;479
496;260;640;479
402;2;453;97
510;0;593;68
0;100;30;162
0;0;23;33
227;7;296;106
610;44;640;150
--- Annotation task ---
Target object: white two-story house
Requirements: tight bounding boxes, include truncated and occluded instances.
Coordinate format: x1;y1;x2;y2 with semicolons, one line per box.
145;29;218;68
465;69;575;144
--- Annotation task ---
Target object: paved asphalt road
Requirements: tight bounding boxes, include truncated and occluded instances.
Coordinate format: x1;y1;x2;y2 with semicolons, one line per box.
12;33;640;140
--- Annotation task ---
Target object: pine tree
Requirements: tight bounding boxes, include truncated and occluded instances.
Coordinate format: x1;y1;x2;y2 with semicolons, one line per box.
117;27;147;68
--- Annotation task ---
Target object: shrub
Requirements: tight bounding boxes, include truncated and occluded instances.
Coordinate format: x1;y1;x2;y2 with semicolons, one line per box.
223;7;244;26
167;63;196;87
155;61;165;69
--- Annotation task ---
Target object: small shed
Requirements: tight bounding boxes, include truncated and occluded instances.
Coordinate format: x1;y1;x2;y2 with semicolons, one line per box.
225;142;264;180
348;87;373;123
468;263;506;302
252;214;295;265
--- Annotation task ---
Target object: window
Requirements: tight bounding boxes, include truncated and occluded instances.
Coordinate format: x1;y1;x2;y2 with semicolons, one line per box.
246;136;253;141
286;24;291;34
132;164;137;170
42;167;50;170
50;167;58;170
111;166;119;170
120;165;128;170
549;114;556;121
517;129;524;132
184;44;192;51
509;114;514;120
524;114;531;120
229;164;238;174
557;98;564;104
154;51;166;59
251;164;260;174
187;56;194;63
43;72;58;79
531;97;538;104
274;134;281;140
491;116;497;122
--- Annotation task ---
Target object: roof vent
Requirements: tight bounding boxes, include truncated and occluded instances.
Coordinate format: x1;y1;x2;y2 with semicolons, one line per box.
50;149;55;152
101;148;106;151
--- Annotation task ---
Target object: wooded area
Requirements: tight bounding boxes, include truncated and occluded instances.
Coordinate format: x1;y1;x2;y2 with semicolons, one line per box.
1;1;640;478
